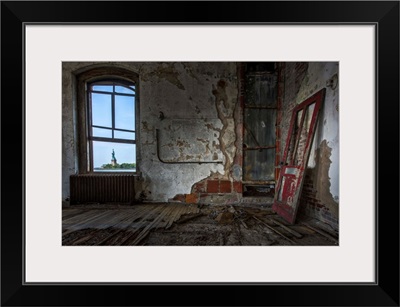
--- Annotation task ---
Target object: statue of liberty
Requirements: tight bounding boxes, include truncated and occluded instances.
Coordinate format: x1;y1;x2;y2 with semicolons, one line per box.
111;149;117;165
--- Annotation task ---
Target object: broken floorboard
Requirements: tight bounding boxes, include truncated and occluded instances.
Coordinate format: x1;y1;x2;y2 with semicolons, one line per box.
62;203;338;246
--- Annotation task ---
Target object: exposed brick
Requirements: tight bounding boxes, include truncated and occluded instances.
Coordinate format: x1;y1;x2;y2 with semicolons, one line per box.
192;181;206;193
219;180;232;193
233;182;243;193
207;180;219;193
172;194;185;202
185;193;199;204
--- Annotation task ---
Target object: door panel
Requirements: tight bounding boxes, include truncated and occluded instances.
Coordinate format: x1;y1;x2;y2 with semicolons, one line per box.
272;88;326;224
243;71;277;185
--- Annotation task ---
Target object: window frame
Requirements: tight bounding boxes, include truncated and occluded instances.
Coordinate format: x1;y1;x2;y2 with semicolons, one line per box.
76;67;140;174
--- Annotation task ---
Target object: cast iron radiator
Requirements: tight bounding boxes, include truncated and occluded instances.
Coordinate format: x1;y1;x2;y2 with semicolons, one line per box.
70;174;135;204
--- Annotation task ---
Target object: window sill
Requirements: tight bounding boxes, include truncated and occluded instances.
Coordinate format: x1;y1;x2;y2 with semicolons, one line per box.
76;172;141;177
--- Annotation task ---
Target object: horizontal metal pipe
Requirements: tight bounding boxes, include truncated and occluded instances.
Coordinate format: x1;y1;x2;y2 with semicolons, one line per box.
243;146;275;151
244;105;277;109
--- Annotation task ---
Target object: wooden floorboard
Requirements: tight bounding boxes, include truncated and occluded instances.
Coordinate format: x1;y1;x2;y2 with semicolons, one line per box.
62;203;338;246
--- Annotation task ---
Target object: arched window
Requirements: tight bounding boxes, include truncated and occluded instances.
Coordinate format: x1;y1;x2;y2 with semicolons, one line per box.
76;67;139;173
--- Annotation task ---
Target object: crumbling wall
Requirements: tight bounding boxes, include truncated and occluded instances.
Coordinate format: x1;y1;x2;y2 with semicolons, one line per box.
280;62;339;229
62;62;240;203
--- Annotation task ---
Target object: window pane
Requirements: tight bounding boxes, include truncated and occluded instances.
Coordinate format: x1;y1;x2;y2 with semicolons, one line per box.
115;85;135;94
92;127;112;138
92;85;113;92
93;141;136;171
91;93;112;127
114;130;135;140
115;95;135;130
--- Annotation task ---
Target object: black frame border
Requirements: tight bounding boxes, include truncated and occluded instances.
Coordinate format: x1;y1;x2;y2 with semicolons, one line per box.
1;1;399;306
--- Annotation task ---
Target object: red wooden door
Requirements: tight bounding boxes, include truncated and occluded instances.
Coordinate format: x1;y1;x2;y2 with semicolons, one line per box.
272;88;326;224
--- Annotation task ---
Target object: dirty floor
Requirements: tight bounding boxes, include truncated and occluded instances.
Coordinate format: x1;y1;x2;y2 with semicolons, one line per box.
62;203;339;246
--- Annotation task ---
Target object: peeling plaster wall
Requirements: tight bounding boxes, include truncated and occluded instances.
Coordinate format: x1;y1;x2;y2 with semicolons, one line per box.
62;65;78;201
62;62;239;202
281;62;339;226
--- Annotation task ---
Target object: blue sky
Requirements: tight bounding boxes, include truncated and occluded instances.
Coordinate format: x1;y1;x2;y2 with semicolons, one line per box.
93;141;136;168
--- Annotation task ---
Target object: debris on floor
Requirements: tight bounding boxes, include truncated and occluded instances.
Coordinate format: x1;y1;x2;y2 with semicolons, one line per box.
62;203;339;246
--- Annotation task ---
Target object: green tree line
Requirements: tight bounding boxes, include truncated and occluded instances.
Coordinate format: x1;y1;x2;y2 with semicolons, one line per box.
101;163;136;169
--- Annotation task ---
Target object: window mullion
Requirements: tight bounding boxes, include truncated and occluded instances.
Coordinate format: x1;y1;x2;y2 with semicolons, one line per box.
91;136;135;144
112;85;115;139
88;90;94;171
